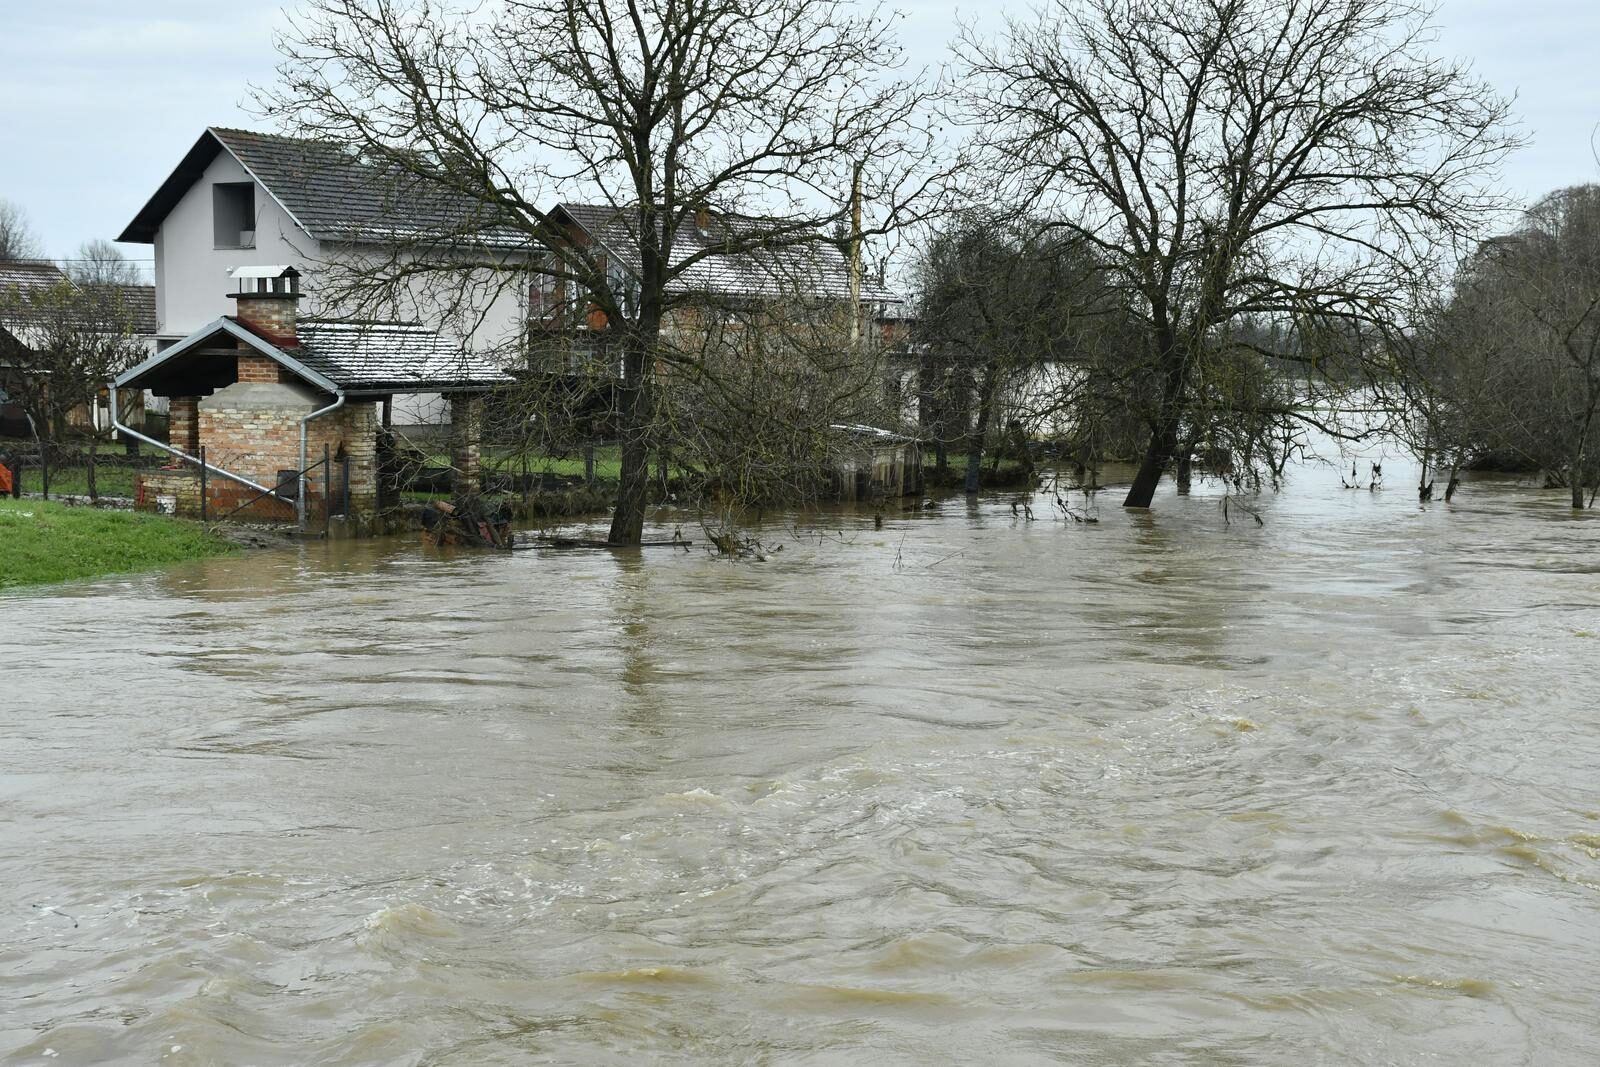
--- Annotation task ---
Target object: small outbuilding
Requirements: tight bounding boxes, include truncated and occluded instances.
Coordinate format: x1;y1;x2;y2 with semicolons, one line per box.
114;266;512;526
830;423;923;501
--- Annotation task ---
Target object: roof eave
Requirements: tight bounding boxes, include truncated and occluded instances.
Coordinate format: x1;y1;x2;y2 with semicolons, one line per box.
115;317;343;395
117;131;225;244
117;128;319;245
343;379;511;396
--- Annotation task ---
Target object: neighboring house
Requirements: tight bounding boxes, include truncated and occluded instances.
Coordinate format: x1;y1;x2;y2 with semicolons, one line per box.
532;202;902;363
0;263;63;437
115;266;513;524
117;127;531;425
0;260;157;437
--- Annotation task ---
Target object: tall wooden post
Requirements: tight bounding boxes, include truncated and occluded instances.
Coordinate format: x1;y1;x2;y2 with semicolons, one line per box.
849;160;863;350
324;443;332;537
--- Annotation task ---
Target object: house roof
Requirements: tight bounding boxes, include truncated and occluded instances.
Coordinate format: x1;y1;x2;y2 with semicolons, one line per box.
293;321;515;392
112;285;157;336
0;261;69;292
554;203;902;304
0;265;155;344
116;315;514;396
119;127;529;249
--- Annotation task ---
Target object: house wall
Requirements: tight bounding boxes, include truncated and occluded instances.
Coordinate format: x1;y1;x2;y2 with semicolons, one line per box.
153;152;319;339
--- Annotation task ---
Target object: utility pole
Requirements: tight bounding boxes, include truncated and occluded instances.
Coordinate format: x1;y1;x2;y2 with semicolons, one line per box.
849;160;863;350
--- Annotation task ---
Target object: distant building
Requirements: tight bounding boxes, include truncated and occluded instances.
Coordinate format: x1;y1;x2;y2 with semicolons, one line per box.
530;202;902;367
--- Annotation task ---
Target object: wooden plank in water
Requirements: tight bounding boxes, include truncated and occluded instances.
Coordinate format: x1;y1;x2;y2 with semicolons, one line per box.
516;538;693;550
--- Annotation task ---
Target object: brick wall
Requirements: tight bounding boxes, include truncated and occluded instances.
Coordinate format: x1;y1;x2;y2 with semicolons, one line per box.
449;394;484;494
236;353;287;384
197;397;380;520
234;295;299;346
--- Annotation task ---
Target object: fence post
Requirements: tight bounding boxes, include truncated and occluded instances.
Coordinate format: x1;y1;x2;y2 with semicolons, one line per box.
40;441;49;500
324;443;332;538
199;445;208;522
584;443;596;487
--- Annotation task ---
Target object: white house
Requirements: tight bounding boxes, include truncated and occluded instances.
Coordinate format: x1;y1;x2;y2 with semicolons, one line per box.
118;127;532;425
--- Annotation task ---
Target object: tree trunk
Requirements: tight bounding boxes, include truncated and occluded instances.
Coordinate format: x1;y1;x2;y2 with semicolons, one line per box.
964;366;999;495
607;332;652;545
1174;447;1193;495
1122;337;1185;509
1123;428;1169;508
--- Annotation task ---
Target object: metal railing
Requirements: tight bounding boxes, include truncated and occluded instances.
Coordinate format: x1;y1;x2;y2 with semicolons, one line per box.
207;444;350;535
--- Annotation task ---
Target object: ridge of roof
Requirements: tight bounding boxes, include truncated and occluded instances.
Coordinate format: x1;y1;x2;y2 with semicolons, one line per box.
121;127;531;249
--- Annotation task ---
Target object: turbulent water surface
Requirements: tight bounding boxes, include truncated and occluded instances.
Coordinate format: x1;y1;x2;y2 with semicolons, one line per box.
3;455;1599;1064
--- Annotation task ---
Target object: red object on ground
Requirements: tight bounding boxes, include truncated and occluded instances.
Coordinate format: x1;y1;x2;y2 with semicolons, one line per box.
0;464;13;496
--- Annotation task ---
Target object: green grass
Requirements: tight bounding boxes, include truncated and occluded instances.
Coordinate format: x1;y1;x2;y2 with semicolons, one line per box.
0;498;236;590
416;445;630;482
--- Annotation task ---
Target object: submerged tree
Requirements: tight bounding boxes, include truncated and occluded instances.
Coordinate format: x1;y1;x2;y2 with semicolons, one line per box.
959;0;1517;508
911;212;1127;491
1421;186;1600;508
267;0;943;543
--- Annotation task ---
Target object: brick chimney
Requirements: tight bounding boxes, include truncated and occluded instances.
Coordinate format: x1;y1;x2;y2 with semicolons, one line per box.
228;265;302;348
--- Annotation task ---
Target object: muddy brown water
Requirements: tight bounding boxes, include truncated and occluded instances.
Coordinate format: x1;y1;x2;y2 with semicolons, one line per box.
2;453;1598;1065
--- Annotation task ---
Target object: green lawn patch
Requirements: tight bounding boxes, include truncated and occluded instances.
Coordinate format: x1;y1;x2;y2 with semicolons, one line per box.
0;498;236;590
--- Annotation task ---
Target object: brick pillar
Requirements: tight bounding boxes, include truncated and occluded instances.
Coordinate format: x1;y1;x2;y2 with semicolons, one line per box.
449;393;483;496
169;396;200;454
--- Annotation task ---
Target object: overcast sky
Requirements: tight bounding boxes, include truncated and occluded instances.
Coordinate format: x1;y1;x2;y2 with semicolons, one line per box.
2;0;1597;270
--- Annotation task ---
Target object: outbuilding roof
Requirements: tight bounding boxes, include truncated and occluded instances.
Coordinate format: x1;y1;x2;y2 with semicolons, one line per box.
116;316;514;396
294;322;515;392
119;127;529;249
555;203;902;305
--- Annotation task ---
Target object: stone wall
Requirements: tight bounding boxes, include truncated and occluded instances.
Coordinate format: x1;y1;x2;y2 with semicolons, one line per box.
135;469;203;517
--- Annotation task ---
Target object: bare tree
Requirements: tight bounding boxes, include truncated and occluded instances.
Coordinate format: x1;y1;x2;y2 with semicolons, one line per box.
911;212;1121;491
66;240;145;288
959;0;1517;508
265;0;945;543
0;200;42;262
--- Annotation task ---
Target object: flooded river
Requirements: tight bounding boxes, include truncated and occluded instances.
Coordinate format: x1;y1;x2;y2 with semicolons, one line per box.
3;455;1598;1064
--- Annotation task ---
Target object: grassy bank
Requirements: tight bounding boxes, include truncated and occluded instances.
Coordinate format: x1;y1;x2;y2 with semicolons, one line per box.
0;499;236;590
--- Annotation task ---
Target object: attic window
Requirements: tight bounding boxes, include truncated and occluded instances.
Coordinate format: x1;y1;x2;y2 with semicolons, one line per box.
213;183;256;249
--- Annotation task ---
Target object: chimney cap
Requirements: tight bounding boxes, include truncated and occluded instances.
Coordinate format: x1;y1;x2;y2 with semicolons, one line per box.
230;264;300;281
229;264;302;301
